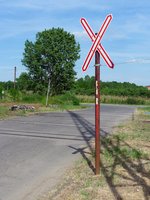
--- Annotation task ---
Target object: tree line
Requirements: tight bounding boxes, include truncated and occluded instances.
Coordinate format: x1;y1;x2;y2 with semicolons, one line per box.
0;27;149;99
0;75;150;98
75;75;150;98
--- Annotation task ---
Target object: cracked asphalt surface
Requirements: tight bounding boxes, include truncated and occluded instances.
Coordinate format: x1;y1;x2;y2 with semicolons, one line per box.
0;104;136;200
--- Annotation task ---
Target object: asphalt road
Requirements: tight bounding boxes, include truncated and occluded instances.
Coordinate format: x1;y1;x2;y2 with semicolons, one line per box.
0;104;136;200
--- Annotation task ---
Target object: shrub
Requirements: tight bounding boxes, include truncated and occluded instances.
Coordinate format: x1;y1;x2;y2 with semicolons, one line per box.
9;89;21;101
49;92;80;106
21;93;43;103
126;97;145;105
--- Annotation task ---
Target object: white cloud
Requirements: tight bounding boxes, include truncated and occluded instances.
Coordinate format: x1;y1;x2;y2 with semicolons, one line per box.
0;0;109;11
73;31;88;39
0;16;59;40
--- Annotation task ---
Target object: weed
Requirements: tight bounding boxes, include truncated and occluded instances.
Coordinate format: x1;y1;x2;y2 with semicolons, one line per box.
80;190;90;200
0;106;9;117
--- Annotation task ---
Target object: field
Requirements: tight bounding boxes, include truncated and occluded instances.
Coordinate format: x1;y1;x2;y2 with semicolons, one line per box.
77;95;150;105
43;107;150;200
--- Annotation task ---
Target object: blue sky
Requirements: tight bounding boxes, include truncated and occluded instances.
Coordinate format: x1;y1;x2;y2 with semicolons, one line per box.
0;0;150;86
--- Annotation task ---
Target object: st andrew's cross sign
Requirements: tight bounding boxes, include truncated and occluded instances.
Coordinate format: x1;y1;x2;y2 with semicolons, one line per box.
81;14;114;71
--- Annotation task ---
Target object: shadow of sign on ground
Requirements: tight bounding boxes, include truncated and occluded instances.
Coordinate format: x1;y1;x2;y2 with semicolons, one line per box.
67;110;150;200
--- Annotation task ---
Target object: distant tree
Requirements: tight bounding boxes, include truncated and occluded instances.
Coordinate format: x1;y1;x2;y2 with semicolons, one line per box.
0;86;2;99
75;76;150;98
75;76;95;95
4;81;14;90
22;28;80;95
17;72;31;91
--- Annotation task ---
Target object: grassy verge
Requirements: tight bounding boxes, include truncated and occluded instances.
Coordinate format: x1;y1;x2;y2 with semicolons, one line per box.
37;104;88;113
43;107;150;200
0;106;10;118
0;103;87;120
0;92;88;119
0;104;37;119
77;95;150;105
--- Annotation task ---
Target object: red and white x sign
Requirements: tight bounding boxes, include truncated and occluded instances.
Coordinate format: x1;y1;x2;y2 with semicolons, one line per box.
81;14;114;71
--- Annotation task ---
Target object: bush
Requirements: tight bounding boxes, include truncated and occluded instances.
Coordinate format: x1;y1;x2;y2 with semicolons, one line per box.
21;93;44;103
9;89;21;101
126;97;145;105
49;92;80;106
72;98;80;106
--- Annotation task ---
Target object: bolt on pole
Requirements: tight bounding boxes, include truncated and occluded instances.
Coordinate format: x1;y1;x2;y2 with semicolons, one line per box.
95;50;100;175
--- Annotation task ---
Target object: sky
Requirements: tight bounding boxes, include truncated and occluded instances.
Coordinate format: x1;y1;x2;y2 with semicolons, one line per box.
0;0;150;86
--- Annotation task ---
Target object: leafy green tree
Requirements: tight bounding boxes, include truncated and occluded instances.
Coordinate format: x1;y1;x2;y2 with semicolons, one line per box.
75;76;95;95
4;81;14;90
9;89;20;101
75;76;150;98
17;72;31;91
22;28;80;95
0;86;2;99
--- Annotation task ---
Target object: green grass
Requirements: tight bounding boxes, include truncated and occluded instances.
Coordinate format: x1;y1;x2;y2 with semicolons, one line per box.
48;92;80;106
0;106;9;118
0;92;88;119
0;104;88;119
139;106;150;112
21;93;44;104
0;105;30;119
2;91;150;106
113;107;150;141
102;140;148;160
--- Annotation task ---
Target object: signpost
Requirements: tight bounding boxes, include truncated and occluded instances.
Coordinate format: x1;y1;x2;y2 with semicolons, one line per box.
80;14;114;175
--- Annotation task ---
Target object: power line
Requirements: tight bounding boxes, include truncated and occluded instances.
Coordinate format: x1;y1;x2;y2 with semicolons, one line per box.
1;57;150;70
101;58;150;67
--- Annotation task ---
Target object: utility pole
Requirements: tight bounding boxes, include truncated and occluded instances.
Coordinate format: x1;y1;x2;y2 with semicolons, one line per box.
46;76;51;107
14;66;16;89
45;65;51;107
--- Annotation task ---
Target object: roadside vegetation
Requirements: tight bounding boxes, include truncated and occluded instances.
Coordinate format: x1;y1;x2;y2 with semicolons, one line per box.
0;28;149;116
0;78;150;119
0;91;89;119
1;76;150;108
75;76;150;105
42;107;150;200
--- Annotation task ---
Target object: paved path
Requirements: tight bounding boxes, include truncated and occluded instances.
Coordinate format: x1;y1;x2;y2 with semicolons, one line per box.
0;104;136;200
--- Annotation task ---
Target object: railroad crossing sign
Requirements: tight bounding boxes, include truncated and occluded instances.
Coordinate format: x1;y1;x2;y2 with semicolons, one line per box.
81;14;114;71
80;14;114;175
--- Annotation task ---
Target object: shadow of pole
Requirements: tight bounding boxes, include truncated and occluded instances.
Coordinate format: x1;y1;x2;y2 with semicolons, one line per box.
68;110;150;200
101;136;150;200
67;110;96;173
101;160;123;200
68;145;95;173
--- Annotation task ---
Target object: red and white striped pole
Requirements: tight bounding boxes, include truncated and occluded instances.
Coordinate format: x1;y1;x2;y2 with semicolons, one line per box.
95;48;100;175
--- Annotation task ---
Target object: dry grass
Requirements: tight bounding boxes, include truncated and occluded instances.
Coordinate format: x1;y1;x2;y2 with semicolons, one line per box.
42;108;150;200
0;102;88;119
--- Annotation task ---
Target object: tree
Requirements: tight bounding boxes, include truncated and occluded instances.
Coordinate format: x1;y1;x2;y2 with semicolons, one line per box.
22;28;80;95
75;76;95;95
17;72;31;91
0;86;2;99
